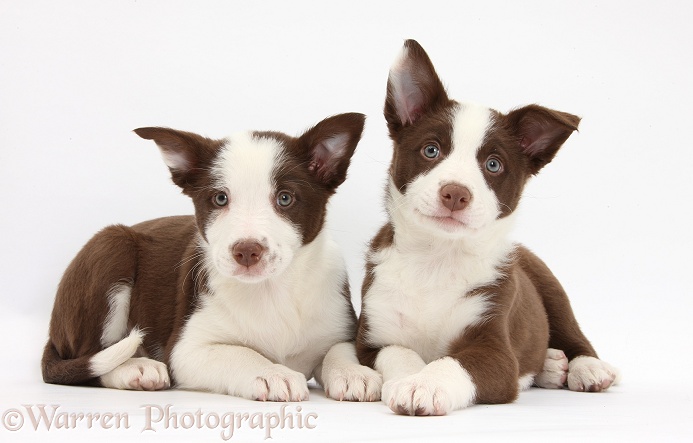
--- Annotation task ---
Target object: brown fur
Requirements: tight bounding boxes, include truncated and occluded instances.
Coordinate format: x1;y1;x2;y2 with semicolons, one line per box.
517;247;597;360
356;39;599;408
43;113;365;387
356;222;394;369
42;216;203;385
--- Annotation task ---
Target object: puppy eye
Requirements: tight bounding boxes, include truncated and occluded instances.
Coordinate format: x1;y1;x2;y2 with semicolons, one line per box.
422;144;440;159
276;191;294;208
485;157;502;174
213;192;228;207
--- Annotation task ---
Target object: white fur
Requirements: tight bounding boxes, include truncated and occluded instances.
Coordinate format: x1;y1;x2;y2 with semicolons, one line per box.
568;356;621;392
364;181;516;364
518;374;535;391
171;230;354;399
318;342;382;402
380;356;476;416
100;357;170;391
100;283;131;347
169;134;364;400
90;328;143;376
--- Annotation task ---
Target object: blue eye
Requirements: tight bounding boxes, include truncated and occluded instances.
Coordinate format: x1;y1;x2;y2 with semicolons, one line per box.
214;192;228;206
422;144;440;159
485;157;502;173
277;191;293;208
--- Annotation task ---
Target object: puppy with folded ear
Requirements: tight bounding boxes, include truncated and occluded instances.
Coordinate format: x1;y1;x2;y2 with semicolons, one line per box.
356;40;619;415
42;113;382;402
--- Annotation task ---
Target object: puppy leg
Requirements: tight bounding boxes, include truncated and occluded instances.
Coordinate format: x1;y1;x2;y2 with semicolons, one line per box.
534;348;568;389
100;357;170;391
374;345;427;383
171;343;309;401
376;321;521;416
518;247;620;390
317;342;382;402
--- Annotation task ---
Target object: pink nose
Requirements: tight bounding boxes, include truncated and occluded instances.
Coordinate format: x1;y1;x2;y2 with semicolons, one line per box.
231;241;265;267
440;183;472;212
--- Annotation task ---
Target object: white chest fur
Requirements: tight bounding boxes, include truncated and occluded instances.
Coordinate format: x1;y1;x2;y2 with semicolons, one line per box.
171;231;352;379
364;216;515;363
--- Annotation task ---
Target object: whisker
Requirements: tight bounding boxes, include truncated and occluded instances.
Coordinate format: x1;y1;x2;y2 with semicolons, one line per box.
174;252;205;270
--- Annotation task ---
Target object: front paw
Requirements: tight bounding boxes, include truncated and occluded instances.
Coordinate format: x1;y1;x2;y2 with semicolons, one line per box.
382;376;455;416
381;357;475;416
249;365;309;402
567;356;620;392
323;364;382;402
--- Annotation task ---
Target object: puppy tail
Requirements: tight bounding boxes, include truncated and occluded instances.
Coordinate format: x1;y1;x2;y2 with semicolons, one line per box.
42;328;144;385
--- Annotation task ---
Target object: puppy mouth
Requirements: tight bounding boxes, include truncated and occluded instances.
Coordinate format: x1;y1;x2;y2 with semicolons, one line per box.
214;257;274;282
231;266;271;283
427;214;468;231
231;265;269;280
416;209;469;230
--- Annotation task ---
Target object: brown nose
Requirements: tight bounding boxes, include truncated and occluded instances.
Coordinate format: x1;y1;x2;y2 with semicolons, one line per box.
440;183;472;212
231;241;265;267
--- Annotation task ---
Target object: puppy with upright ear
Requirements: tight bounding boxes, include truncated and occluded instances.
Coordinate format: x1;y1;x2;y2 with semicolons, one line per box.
42;112;382;402
356;39;619;416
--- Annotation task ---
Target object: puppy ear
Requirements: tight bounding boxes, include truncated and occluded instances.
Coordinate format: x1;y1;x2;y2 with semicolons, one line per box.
297;113;365;190
384;39;449;134
504;105;581;175
134;127;222;190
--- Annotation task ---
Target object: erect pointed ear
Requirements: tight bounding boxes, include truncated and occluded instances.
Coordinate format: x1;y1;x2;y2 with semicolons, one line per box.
297;113;365;190
504;105;581;175
384;39;449;134
133;127;222;190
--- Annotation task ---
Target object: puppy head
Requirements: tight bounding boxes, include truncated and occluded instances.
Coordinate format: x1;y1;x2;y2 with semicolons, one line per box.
385;39;580;238
135;113;364;282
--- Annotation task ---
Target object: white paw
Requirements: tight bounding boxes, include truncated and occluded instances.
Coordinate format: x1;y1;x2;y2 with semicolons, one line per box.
323;364;383;402
534;348;569;389
567;356;620;392
381;357;475;416
100;357;170;391
248;365;309;402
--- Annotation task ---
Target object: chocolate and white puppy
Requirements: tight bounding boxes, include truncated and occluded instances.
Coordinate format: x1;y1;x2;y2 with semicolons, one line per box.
43;113;382;402
356;40;619;415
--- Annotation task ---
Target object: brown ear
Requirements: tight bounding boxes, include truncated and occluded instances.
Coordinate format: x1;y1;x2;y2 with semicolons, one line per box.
504;105;581;175
297;113;365;190
384;39;449;135
134;127;222;190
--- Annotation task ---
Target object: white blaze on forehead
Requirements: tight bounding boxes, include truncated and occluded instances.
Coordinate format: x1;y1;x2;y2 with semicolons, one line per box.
449;103;493;166
212;132;284;206
452;103;492;154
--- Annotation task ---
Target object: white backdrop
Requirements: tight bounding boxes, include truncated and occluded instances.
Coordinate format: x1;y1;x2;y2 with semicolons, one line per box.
1;1;692;441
